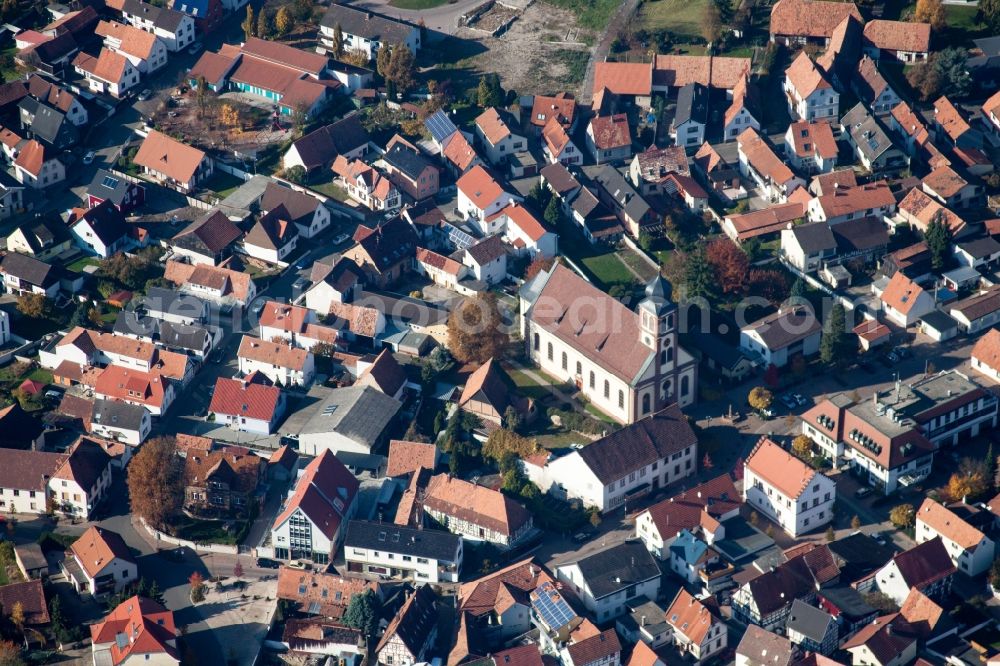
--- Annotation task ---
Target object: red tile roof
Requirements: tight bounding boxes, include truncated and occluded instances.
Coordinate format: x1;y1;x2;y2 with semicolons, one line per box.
133;130;207;184
386;440;438;478
423;473;531;537
592;62;652;96
863;19;931;54
272;450;358;540
208;376;282;422
972;328;1000;372
90;596;177;665
588;113;631;151
770;0;862;38
70;526;135;579
745;437;819;499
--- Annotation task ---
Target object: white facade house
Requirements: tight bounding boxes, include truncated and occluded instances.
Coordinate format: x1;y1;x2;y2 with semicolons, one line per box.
456;164;521;228
664;589;728;663
879;271;935;328
64;526;138;597
743;438;835;537
270;451;358;565
474;107;527;165
90;400;151;446
343;521;462;583
120;0;195;52
556;541;661;622
971;329;1000;383
49;439;114;519
784;52;839;121
521;267;697;424
97;20;168;74
523;404;697;514
873;537;955;605
237;336;315;387
296;386;401;458
73;48;140;98
915;499;995;577
739;307;822;368
318;4;420;60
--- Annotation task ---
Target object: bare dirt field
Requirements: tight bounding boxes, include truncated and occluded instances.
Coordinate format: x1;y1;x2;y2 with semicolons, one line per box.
454;1;592;94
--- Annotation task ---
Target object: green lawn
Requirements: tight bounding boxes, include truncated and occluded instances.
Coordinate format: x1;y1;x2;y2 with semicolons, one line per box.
581;253;634;287
389;0;449;8
618;248;658;281
172;518;246;545
309;177;351;202
506;367;560;400
66;257;100;273
943;5;990;45
639;0;710;37
27;368;53;385
543;0;622;30
201;171;244;198
553;50;590;86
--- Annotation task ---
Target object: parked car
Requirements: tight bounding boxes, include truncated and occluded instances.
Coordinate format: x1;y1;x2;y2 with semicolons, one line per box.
255;558;280;569
854;487;874;499
793;393;807;406
137;89;152;101
332;233;349;245
188;42;203;55
82;151;95;165
780;394;797;409
287;560;311;570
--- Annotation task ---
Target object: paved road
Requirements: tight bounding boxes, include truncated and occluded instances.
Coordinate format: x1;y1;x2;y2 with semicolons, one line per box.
345;0;484;34
578;0;641;103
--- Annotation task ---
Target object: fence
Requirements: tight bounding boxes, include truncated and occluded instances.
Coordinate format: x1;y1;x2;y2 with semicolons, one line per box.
139;517;240;555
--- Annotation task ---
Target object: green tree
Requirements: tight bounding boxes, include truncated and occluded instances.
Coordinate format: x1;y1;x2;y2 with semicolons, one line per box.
825;525;836;542
925;212;952;271
386;43;415;93
256;9;273;39
194;75;211;119
987;443;997;494
991;556;1000;589
284;165;306;184
376;45;392;80
933;48;973;98
790;277;807;300
820;303;852;366
683;245;716;301
16;293;49;319
126;436;183;530
241;5;255;40
477;73;504;108
851;515;862;530
748;386;773;413
914;0;946;30
889;503;915;529
274;5;293;35
332;23;345;58
447;295;509;364
544;196;561;227
791;434;813;459
984;0;1000;33
503;406;521;432
189;571;205;603
482;429;538;462
343;590;381;640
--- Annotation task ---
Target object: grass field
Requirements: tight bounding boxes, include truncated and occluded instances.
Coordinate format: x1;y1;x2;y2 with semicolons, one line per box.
943;5;990;45
66;257;100;273
581;253;634;287
202;171;244;198
639;0;710;37
389;0;448;7
543;0;621;30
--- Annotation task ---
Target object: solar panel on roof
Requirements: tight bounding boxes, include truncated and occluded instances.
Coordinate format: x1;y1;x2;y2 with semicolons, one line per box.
425;110;458;144
532;583;576;629
102;175;120;189
445;223;475;250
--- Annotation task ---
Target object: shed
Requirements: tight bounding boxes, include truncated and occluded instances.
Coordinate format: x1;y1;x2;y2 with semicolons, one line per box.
14;543;47;579
919;310;959;342
942;266;982;291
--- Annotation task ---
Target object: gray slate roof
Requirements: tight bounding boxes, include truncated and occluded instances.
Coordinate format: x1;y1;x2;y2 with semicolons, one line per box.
0;252;57;288
320;4;415;43
344;520;461;561
297;385;401;448
568;540;660;599
786;598;835;643
91;398;147;431
576;404;696;484
791;221;836;254
121;0;187;32
675;82;708;126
